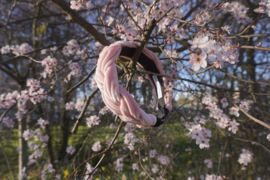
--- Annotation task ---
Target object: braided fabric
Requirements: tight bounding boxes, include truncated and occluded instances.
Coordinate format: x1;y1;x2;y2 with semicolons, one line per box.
95;41;173;128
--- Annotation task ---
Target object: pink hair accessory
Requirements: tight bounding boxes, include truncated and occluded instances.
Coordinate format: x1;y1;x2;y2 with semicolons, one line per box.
95;41;173;128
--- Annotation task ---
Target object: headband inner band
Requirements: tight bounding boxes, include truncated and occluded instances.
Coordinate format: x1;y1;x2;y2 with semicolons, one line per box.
119;47;169;127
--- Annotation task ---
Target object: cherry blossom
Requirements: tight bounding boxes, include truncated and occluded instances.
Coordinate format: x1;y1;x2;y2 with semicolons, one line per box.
238;149;253;166
228;120;240;134
204;159;213;168
189;52;207;71
157;155;170;165
2;117;14;128
132;163;139;171
65;101;75;110
75;99;84;111
151;164;159;173
86;115;101;127
92;141;102;152
229;107;240;117
267;134;270;141
220;98;228;108
66;146;76;155
124;132;137;150
188;36;208;49
149;149;157;158
205;174;223;180
186;122;211;149
239;101;250;112
37;118;49;129
23;129;34;140
70;0;83;11
84;163;95;180
222;2;252;25
114;158;124;172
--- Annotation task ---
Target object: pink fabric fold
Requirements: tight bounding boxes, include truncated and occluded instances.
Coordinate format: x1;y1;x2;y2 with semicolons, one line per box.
95;41;173;128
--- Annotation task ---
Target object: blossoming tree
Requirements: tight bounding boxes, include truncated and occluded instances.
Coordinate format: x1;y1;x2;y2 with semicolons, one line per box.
0;0;270;179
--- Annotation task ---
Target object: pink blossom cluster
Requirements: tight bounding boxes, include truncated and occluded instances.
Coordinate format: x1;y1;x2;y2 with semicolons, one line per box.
0;91;18;109
28;142;40;150
4;79;47;117
86;115;101;127
27;128;50;166
28;150;43;165
34;129;49;144
0;43;33;55
132;163;139;171
149;149;158;158
267;134;270;141
189;36;239;71
169;25;186;40
204;174;223;180
185;123;211;149
110;0;185;42
151;164;159;174
239;100;250;112
204;159;213;168
202;95;240;134
41;56;57;78
124;123;135;132
124;132;137;150
37;118;49;129
238;149;253;166
65;101;75;110
65;62;82;82
112;24;139;41
164;49;180;59
62;39;80;57
92;141;102;152
193;12;211;25
2;117;14;128
99;106;111;115
40;164;60;180
75;99;84;111
93;41;103;54
114;158;124;172
70;0;91;11
157;154;170;165
25;79;47;105
228;120;240;134
222;2;253;25
23;129;35;140
84;163;95;180
254;1;270;17
66;145;76;155
229;107;239;117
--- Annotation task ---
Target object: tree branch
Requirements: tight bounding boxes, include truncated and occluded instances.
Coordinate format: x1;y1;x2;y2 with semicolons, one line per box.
50;0;110;46
71;88;99;134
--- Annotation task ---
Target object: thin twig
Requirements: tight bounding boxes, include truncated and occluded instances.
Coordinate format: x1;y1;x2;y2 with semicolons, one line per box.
67;65;97;94
83;119;124;180
0;103;16;123
224;93;270;130
71;88;99;134
137;69;270;96
234;138;270;154
99;166;109;180
67;119;124;180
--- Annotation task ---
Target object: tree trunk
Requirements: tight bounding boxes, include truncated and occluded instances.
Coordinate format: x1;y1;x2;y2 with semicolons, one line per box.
18;102;28;180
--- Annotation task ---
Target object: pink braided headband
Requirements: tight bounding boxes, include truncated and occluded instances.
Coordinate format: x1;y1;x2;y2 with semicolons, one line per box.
95;41;173;128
